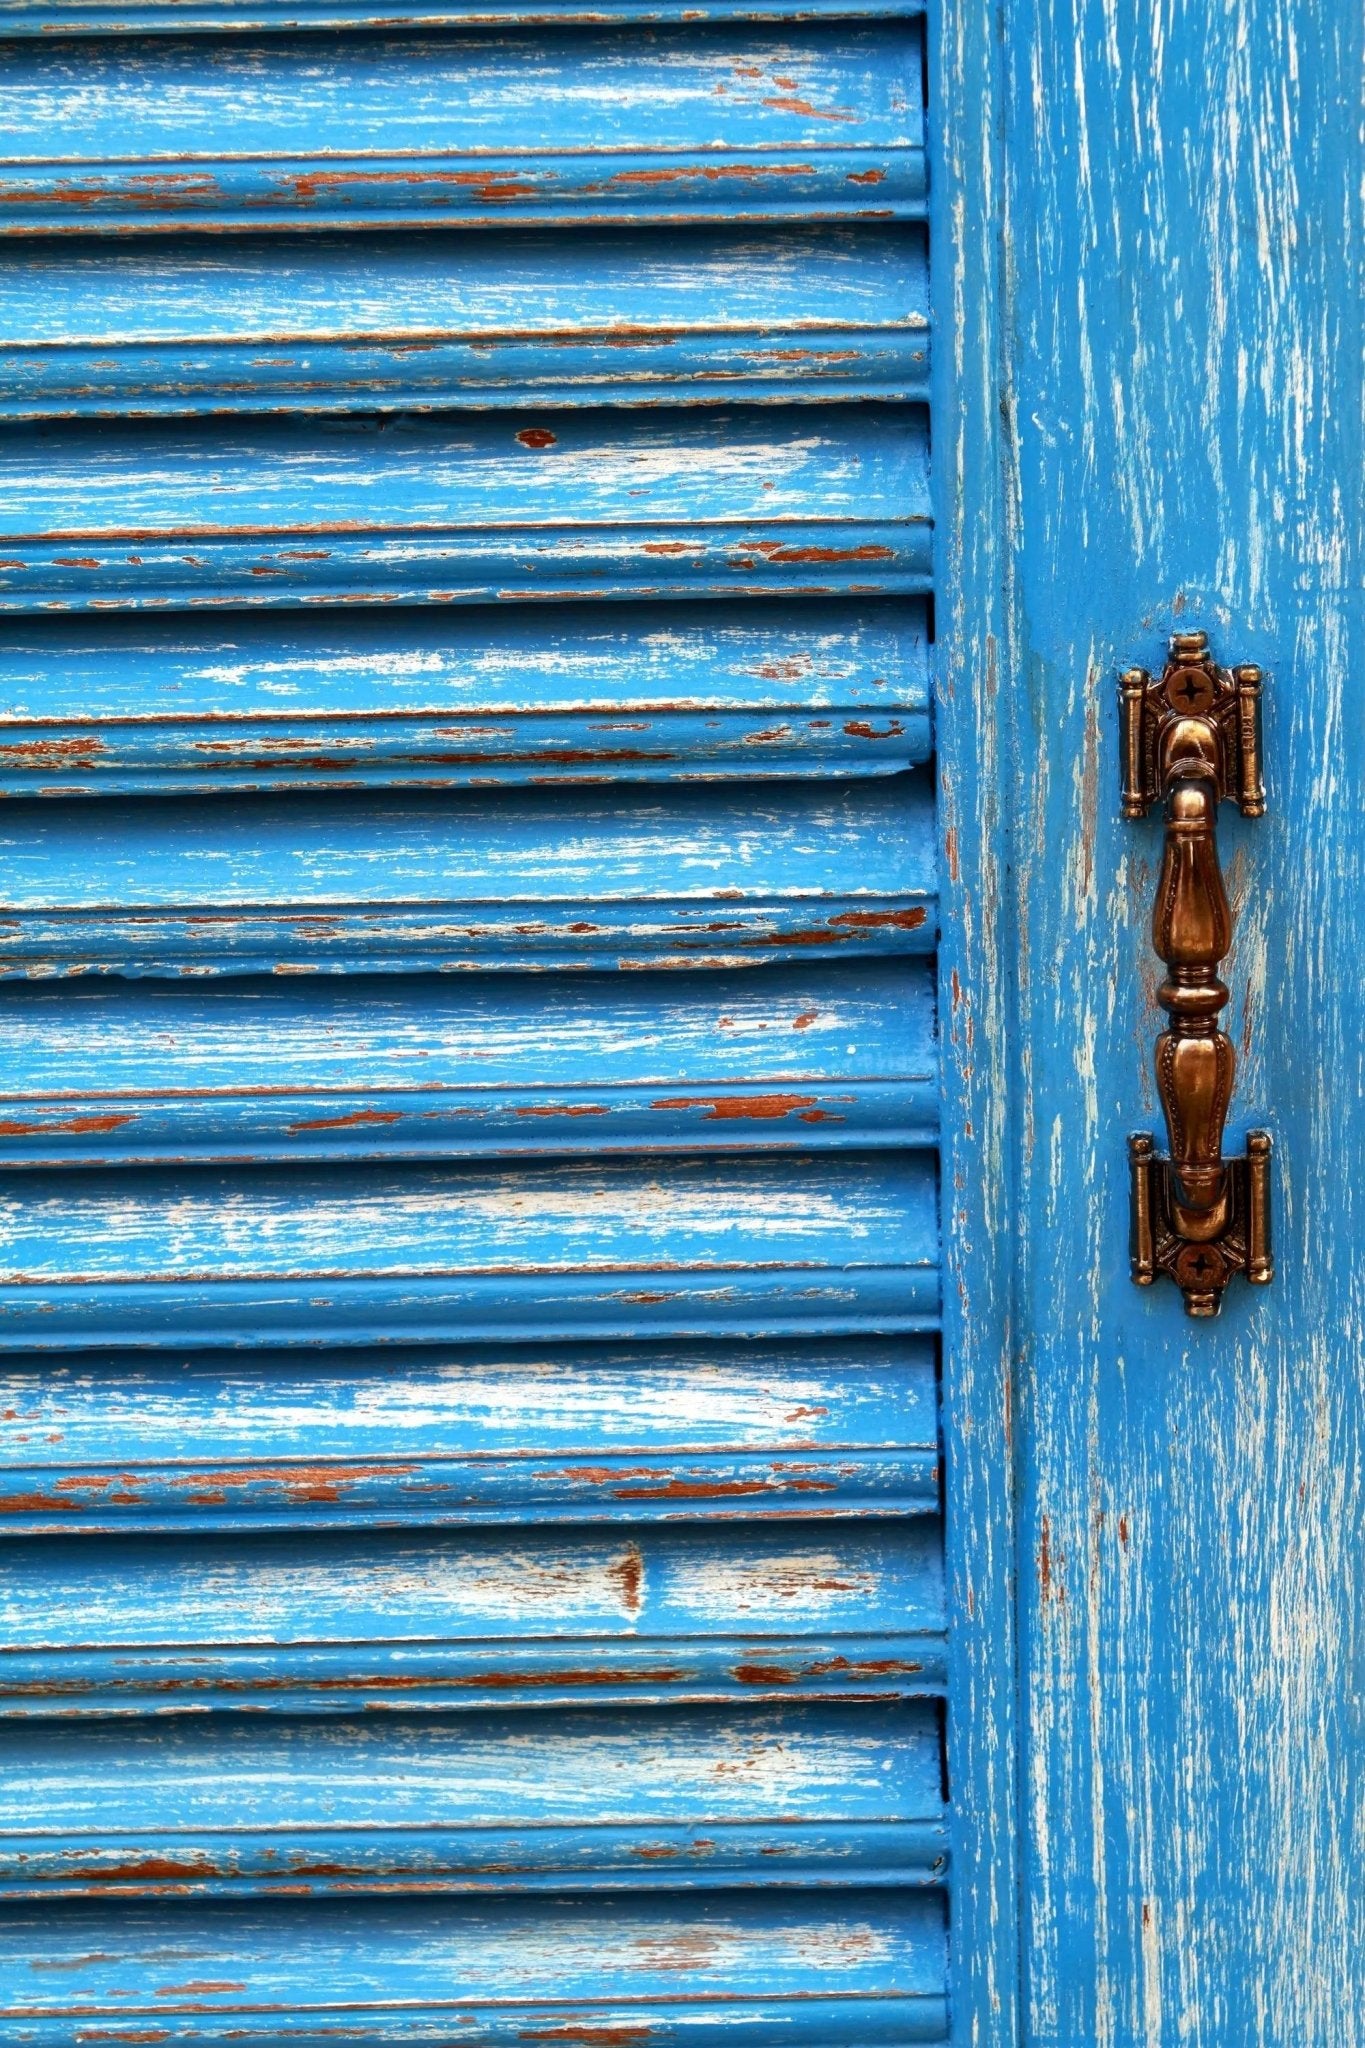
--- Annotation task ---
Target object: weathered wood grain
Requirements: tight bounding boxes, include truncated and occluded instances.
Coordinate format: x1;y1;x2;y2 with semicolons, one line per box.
0;1701;946;1896
0;406;931;610
2;0;923;27
0;600;930;793
0;776;934;977
0;226;929;416
0;1149;938;1346
0;962;936;1164
0;1892;948;2046
0;1518;945;1714
931;6;1023;2043
998;1;1365;2040
0;25;924;232
0;1333;940;1532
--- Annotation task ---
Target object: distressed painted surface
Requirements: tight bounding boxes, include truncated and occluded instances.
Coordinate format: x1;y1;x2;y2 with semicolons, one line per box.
0;1518;945;1713
0;25;924;232
0;226;929;417
0;3;946;2035
0;406;930;611
0;1333;940;1532
4;0;924;26
0;600;930;793
0;777;935;977
931;5;1022;2043
0;1149;938;1346
0;962;937;1164
0;1892;948;2045
0;1701;946;1896
993;1;1365;2041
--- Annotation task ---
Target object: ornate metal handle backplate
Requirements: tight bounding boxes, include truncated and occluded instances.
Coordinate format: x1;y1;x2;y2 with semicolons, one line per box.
1120;631;1273;1316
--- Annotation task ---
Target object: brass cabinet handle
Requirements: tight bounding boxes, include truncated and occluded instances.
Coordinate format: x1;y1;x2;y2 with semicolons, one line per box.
1120;631;1273;1316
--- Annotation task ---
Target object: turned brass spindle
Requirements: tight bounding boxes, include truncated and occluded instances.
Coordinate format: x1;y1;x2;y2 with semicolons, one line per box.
1120;632;1273;1317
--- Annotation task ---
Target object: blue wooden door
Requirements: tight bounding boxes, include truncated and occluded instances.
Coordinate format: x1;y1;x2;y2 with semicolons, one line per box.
938;2;1365;2042
3;1;1351;2038
0;2;954;2043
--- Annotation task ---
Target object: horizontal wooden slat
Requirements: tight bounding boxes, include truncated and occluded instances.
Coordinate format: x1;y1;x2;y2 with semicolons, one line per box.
0;1517;943;1714
0;1150;937;1348
0;777;934;978
0;26;923;234
0;1892;947;2045
1;1701;945;1896
1;0;924;31
0;962;935;1166
0;406;931;611
0;1333;939;1533
0;600;930;793
0;226;929;418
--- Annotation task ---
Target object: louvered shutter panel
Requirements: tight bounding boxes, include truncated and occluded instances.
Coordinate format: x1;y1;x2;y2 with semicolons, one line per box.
0;8;946;2040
